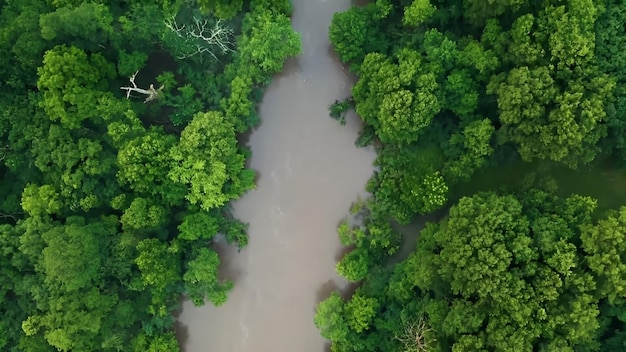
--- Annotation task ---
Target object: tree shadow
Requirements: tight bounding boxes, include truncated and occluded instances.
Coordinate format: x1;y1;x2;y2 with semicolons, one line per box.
315;278;360;306
351;0;372;6
324;341;332;352
210;235;243;283
237;129;253;148
334;243;355;262
174;319;190;352
316;279;341;303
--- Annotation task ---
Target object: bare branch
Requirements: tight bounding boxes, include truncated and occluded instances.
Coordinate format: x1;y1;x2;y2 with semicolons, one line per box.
164;17;186;38
0;145;9;162
394;316;436;352
120;71;163;103
0;212;21;222
164;16;235;60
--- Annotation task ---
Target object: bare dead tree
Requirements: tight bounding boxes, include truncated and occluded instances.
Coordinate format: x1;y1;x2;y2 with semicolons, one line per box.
120;71;163;103
0;145;9;162
394;316;436;352
164;16;235;60
0;212;21;223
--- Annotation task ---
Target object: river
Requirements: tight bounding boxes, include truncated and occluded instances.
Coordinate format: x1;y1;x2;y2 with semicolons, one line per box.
175;0;376;351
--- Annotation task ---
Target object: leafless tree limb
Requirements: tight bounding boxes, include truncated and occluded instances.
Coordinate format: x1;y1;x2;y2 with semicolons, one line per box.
0;145;9;162
164;16;235;60
0;212;21;222
394;316;436;352
120;71;163;103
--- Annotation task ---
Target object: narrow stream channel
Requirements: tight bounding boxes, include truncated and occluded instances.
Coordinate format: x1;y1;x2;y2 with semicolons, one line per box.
175;1;376;350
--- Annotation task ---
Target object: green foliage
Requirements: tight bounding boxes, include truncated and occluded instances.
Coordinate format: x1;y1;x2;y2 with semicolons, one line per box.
21;184;62;216
239;8;301;75
37;45;115;128
197;0;243;19
319;191;622;351
329;7;370;64
183;247;232;306
581;207;626;304
132;331;180;352
463;0;525;25
169;111;254;210
117;50;148;77
41;218;106;292
0;0;300;350
403;0;436;27
322;0;626;351
135;238;181;316
444;118;495;181
353;50;441;144
345;293;378;333
337;248;370;282
39;2;113;49
178;211;220;241
315;292;350;343
329;98;352;125
117;128;185;206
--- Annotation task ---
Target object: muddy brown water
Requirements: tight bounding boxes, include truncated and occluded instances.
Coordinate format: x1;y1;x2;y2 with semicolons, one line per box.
175;1;377;351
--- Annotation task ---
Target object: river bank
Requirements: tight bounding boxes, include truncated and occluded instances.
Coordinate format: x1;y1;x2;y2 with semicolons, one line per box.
175;1;376;350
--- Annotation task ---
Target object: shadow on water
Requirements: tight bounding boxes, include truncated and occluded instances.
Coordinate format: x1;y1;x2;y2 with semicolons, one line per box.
387;209;448;266
334;244;355;262
315;278;360;304
174;319;190;348
237;129;253;149
210;236;243;283
316;279;341;303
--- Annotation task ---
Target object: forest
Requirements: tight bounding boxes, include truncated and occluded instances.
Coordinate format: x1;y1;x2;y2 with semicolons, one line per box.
0;0;300;350
317;0;626;351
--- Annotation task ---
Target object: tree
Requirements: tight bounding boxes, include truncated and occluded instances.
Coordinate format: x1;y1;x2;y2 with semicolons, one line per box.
0;0;49;88
444;118;495;182
336;248;370;282
21;184;62;217
41;217;111;292
410;191;599;350
237;8;301;76
197;0;243;19
329;7;370;63
581;207;626;304
183;247;232;306
135;238;181;316
178;211;220;241
169;111;255;211
403;0;436;27
39;2;113;50
353;49;442;145
345;293;378;333
120;197;168;235
37;45;115;129
489;65;613;167
131;331;180;352
315;292;350;343
463;0;525;25
487;1;614;167
116;128;185;206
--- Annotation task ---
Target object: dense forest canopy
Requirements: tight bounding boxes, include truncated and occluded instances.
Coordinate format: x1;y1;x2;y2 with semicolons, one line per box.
319;0;626;351
318;190;626;351
0;0;300;350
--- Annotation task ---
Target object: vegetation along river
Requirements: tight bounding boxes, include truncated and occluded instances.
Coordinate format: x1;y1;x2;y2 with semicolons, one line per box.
175;0;376;350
